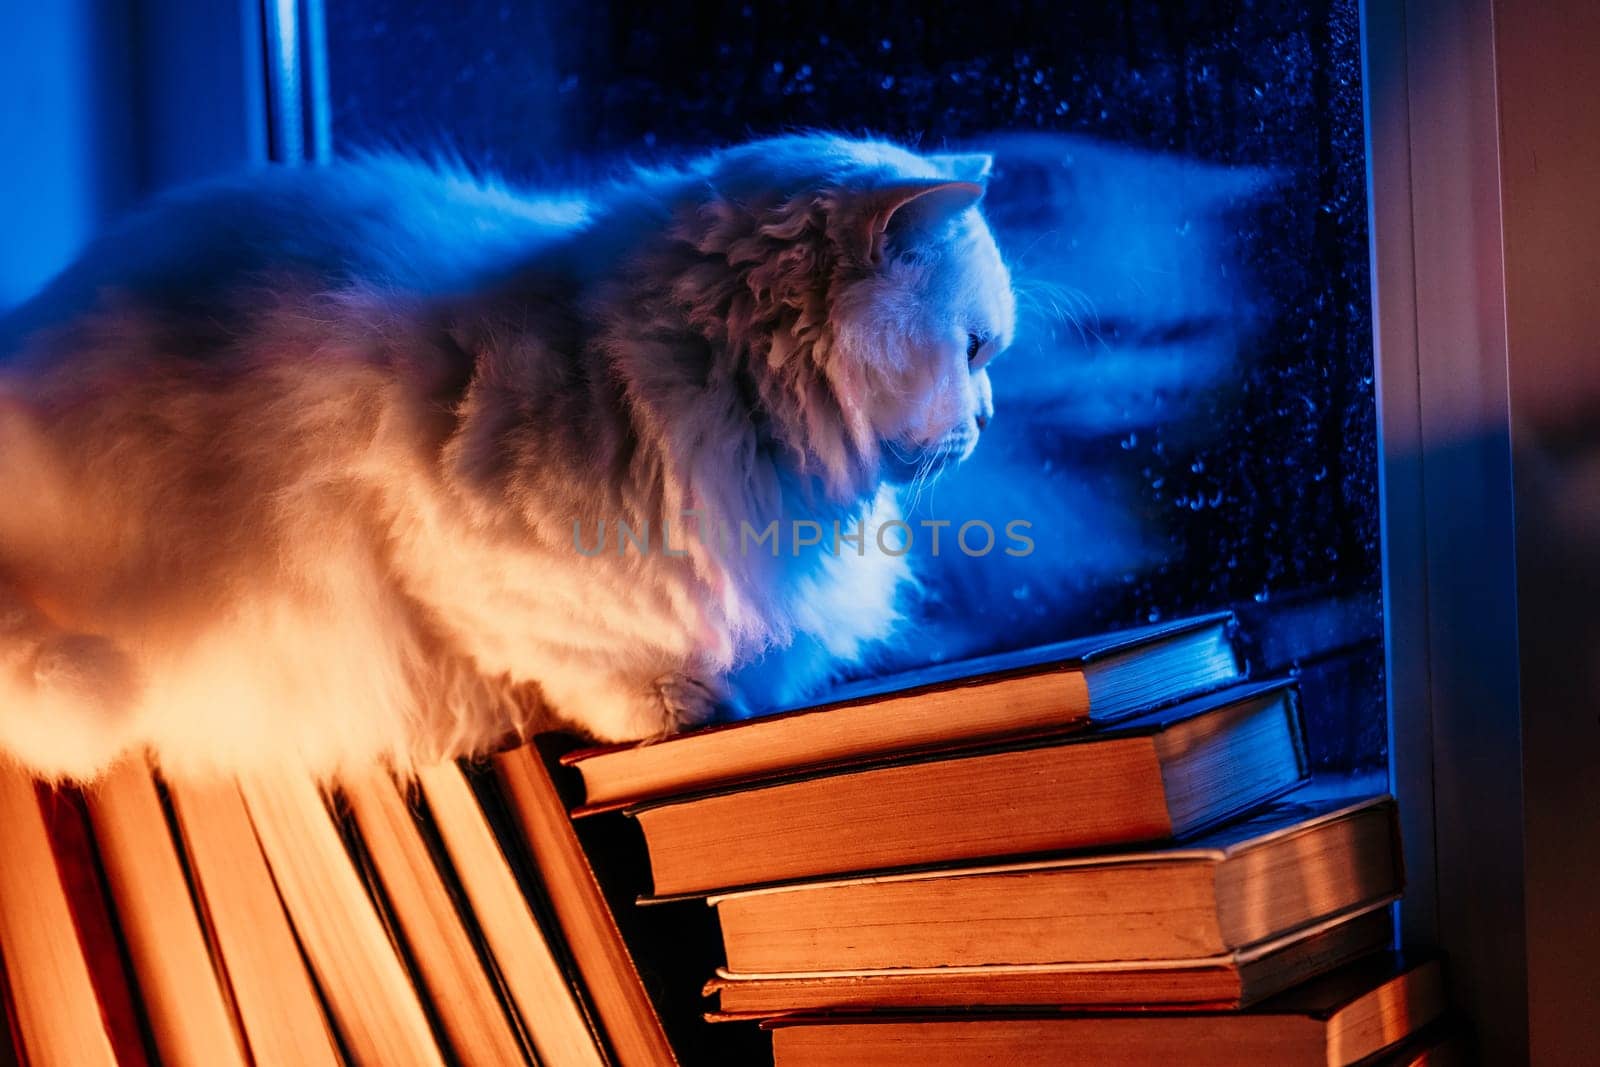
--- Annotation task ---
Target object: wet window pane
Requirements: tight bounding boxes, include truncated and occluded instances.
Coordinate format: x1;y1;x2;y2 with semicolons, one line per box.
327;1;1382;769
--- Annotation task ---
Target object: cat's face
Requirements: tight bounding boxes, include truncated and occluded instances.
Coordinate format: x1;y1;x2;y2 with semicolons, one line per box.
691;137;1014;496
828;166;1015;482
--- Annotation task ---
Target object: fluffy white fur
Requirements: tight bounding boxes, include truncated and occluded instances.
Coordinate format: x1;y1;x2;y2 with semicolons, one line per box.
0;135;1014;781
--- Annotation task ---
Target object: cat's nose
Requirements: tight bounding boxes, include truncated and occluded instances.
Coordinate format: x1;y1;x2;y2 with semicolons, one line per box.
975;411;991;431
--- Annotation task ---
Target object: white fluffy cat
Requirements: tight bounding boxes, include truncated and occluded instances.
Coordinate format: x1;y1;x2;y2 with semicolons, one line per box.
0;135;1014;781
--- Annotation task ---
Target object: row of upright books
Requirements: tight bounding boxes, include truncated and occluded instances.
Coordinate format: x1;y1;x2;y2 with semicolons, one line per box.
0;612;1458;1064
563;612;1458;1065
0;750;619;1066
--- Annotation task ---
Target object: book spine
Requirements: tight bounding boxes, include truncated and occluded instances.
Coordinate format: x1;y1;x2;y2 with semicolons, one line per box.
494;745;680;1067
415;760;611;1067
0;764;118;1066
84;763;247;1067
237;773;445;1067
36;784;154;1067
167;777;342;1066
340;771;529;1066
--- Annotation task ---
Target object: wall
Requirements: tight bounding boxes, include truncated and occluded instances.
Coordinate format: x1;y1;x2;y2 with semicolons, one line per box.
0;0;265;311
0;2;138;307
1495;1;1600;1060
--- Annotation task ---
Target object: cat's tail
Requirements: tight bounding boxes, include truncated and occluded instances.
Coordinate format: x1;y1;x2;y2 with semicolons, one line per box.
0;581;140;780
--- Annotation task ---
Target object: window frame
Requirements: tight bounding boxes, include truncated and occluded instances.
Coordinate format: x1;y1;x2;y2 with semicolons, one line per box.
1361;0;1600;1061
271;1;1564;1059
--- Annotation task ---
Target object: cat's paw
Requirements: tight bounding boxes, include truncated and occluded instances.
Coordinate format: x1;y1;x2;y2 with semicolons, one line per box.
0;632;141;780
29;633;139;718
648;673;722;738
544;669;728;743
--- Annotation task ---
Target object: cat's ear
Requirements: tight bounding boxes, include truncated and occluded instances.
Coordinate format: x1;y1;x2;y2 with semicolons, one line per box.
926;153;994;185
848;180;985;266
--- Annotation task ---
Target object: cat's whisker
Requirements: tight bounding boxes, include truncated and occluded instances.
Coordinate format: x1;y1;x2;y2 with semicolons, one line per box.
1014;277;1096;346
905;448;943;515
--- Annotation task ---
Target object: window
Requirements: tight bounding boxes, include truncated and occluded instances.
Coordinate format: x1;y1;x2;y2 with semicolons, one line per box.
327;1;1382;774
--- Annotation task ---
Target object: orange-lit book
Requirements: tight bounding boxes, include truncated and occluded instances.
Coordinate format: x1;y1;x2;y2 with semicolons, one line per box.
566;613;1241;809
495;744;681;1067
167;776;342;1066
759;953;1444;1067
237;773;443;1067
84;762;245;1067
35;783;153;1066
629;680;1306;896
340;770;530;1065
0;761;119;1066
706;794;1399;973
413;760;609;1067
705;899;1392;1015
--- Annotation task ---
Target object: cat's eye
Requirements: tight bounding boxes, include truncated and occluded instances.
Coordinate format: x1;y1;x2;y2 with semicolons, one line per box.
966;333;984;364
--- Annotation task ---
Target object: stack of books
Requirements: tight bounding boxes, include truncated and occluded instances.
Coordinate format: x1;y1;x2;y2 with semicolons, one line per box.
0;612;1454;1065
563;613;1454;1065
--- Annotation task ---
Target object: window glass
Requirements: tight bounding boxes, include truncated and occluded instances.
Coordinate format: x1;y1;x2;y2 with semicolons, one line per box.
327;1;1382;769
